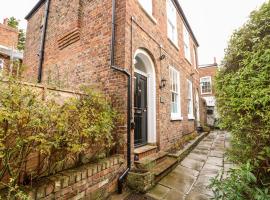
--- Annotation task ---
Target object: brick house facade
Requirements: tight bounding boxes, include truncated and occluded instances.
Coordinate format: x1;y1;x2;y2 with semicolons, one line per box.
0;19;23;77
24;0;205;166
198;63;218;126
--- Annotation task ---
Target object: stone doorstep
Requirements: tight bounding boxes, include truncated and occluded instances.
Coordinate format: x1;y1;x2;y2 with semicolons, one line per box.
134;151;168;169
134;145;157;154
134;145;158;160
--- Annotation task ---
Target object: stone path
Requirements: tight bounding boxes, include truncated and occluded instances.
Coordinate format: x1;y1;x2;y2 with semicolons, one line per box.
146;131;231;200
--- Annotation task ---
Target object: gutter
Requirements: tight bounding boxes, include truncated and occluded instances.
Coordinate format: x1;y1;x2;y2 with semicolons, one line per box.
25;0;46;20
110;0;132;194
37;0;50;83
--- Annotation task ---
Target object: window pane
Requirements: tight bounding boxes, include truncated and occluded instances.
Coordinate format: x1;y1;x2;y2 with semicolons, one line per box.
139;0;152;14
201;77;212;93
167;0;177;44
170;67;180;116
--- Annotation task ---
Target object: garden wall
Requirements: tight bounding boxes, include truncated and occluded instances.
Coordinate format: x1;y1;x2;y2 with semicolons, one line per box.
26;155;125;200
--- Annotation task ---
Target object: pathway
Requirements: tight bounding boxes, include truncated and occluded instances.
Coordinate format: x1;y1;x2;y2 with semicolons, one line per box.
145;131;231;200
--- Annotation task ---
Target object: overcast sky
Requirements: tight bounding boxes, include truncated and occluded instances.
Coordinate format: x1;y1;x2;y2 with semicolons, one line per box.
0;0;267;64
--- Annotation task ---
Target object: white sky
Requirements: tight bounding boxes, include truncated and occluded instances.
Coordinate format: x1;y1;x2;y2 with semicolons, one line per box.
0;0;267;64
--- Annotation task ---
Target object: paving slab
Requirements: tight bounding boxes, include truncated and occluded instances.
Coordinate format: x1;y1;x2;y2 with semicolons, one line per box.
147;184;170;200
159;171;196;194
163;189;185;200
181;158;205;171
143;131;231;200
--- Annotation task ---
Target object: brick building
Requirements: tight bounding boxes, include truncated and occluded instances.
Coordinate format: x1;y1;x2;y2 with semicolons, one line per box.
24;0;206;194
0;19;23;77
198;61;219;127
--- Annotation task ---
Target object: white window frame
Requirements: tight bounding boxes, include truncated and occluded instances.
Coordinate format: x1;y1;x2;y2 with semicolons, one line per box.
138;0;153;16
170;66;182;120
200;76;212;95
183;25;191;62
0;59;4;77
187;79;194;119
193;45;197;68
167;0;178;46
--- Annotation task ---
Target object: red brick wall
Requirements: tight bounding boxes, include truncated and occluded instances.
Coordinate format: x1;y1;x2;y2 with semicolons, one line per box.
24;156;124;200
0;22;18;49
124;0;200;150
198;65;218;125
23;0;202;155
198;66;218;97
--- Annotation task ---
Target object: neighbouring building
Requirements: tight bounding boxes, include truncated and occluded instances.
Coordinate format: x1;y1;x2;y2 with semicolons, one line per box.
0;18;23;77
23;0;206;196
199;60;219;127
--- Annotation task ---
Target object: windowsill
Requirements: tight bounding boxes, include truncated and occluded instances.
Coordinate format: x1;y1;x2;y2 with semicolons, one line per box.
168;38;179;51
201;92;212;95
138;3;157;25
171;115;183;121
188;115;195;120
184;57;192;66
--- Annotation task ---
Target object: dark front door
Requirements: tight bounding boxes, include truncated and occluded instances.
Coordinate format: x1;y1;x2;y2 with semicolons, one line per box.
134;73;148;147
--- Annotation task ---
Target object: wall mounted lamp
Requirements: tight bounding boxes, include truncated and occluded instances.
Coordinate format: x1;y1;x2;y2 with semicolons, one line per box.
160;78;167;89
159;54;166;60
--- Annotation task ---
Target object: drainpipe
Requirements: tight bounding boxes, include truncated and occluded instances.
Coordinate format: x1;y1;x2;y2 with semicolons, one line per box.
38;0;50;83
110;0;132;194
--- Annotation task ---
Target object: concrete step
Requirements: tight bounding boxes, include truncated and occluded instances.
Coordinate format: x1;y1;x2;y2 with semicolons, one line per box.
152;157;177;176
135;151;168;170
151;156;178;182
135;151;168;169
134;145;158;161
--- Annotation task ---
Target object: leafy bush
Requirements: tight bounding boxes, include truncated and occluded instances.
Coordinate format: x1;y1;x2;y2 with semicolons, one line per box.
0;79;118;196
212;1;270;199
210;163;270;200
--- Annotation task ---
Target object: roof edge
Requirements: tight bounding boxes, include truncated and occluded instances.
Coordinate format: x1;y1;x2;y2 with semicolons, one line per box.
25;0;199;47
173;0;199;47
25;0;46;20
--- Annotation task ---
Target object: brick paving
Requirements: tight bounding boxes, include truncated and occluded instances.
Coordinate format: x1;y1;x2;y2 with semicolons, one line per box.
145;131;231;200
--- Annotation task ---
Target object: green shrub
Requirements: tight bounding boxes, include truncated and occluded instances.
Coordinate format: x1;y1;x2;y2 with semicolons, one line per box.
210;163;270;200
0;79;118;197
213;1;270;199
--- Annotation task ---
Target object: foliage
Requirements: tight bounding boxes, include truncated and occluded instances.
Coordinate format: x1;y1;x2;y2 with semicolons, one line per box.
0;79;118;198
7;17;19;29
213;1;270;199
7;17;25;50
210;163;270;200
18;29;26;51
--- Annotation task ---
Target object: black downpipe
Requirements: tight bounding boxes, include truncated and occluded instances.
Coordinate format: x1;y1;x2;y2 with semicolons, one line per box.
110;0;132;194
38;0;50;83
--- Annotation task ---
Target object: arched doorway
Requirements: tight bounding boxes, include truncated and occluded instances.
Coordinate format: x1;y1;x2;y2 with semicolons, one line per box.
134;49;156;147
